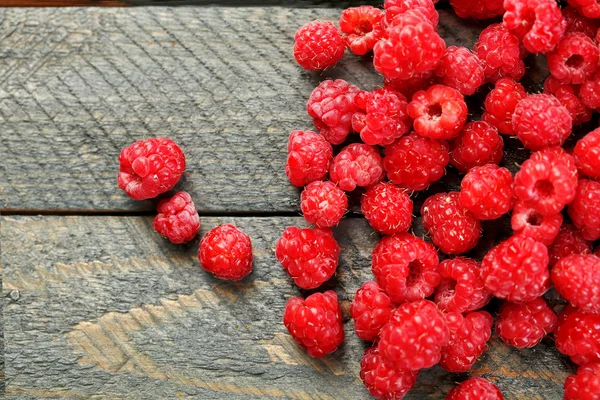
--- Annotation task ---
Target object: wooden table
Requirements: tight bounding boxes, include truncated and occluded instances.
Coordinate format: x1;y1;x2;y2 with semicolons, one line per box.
0;2;577;399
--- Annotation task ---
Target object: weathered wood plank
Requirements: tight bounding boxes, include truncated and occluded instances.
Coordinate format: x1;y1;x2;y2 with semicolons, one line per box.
0;0;382;6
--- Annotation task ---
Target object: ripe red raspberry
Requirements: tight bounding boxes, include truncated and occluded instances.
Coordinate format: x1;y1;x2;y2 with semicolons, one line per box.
330;143;384;191
435;257;492;313
307;79;361;145
563;6;600;39
568;0;600;19
300;181;347;228
543;77;593;126
421;192;482;255
440;311;493;373
352;88;410;146
378;300;450;371
407;85;468;140
433;46;485;96
482;78;527;135
446;378;504;400
198;224;253;281
339;6;385;56
459;165;514;220
548;224;593;267
283;290;344;358
565;362;600;399
481;234;550;303
383;133;450;191
555;306;600;365
371;233;440;303
547;33;599;85
360;346;419;400
495;297;558;348
473;23;525;83
117;138;185;200
383;0;439;27
569;179;600;241
581;72;600;110
449;0;505;20
293;21;345;71
351;281;394;342
275;226;340;289
285;130;333;187
361;182;413;235
153;192;200;244
450;122;504;174
511;201;563;246
384;72;436;99
553;254;600;314
574;128;600;180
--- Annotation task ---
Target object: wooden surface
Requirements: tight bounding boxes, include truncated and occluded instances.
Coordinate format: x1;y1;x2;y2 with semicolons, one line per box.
0;1;381;7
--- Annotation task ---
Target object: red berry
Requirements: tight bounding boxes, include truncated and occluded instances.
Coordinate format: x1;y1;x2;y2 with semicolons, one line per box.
198;224;253;281
293;21;345;71
153;192;200;244
440;311;493;373
450;121;504;173
482;78;527;135
449;0;505;20
543;77;593;126
330;143;384;191
339;6;385;56
547;33;599;85
511;200;563;246
495;297;558;348
434;46;485;96
351;281;394;342
563;5;600;39
446;377;504;400
569;179;600;241
548;224;593;267
300;181;347;228
564;362;600;399
555;306;600;365
285;130;333;187
459;165;514;220
581;72;600;110
435;257;492;313
553;254;600;314
384;72;436;100
473;23;525;83
567;0;600;19
360;346;419;400
574;128;600;180
117;138;185;200
361;182;413;235
383;0;439;27
283;290;344;358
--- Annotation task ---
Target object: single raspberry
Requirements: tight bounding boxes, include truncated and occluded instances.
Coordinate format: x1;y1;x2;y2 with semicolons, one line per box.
495;298;558;348
275;226;340;289
384;72;436;99
581;72;600;110
473;23;525;83
440;311;493;373
407;85;468;140
449;0;505;20
352;88;410;146
555;306;600;365
293;21;345;71
563;6;600;39
435;257;492;313
433;46;485;96
351;281;394;342
383;133;450;191
152;191;200;244
565;362;600;399
339;6;385;56
568;179;600;241
378;300;450;371
329;143;384;191
446;378;504;400
285;130;333;187
514;147;578;215
300;181;348;228
567;0;600;19
198;224;253;281
481;234;550;303
283;290;344;358
482;78;527;135
553;254;600;314
574;128;600;179
117;138;185;200
450;122;504;174
459;165;514;220
511;201;563;246
383;0;439;27
361;182;413;235
548;224;593;267
421;192;482;255
307;79;361;145
360;346;419;400
547;33;599;85
543;77;593;126
371;233;440;303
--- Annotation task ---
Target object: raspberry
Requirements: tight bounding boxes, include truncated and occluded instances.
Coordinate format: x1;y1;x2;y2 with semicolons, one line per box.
433;46;485;96
351;281;394;342
449;0;505;20
293;21;345;71
435;257;492;313
307;79;361;145
555;307;600;365
198;224;253;281
574;128;600;180
514;147;578;215
581;72;600;110
565;362;600;399
300;181;347;228
473;23;525;83
152;192;200;244
384;72;436;99
421;192;482;255
553;254;600;314
567;0;600;19
548;224;593;267
512;94;572;151
450;122;504;174
383;0;439;27
407;85;468;140
373;10;446;80
547;33;599;85
482;78;527;135
285;130;333;187
361;182;413;235
543;77;593;126
459;165;514;220
446;378;504;400
481;234;550;303
371;233;440;303
440;311;493;373
339;6;385;56
360;346;419;400
329;143;384;191
510;201;563;246
495;298;558;348
378;300;450;371
384;133;450;191
352;88;410;146
275;226;340;289
283;290;344;358
117;138;185;200
563;6;600;39
568;179;600;241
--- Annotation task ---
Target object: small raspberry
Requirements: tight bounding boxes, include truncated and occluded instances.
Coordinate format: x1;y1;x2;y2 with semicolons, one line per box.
574;128;600;180
459;165;514;220
371;233;440;303
565;362;600;399
555;306;600;365
563;5;600;39
450;122;504;173
473;23;525;83
293;21;345;71
361;182;413;235
283;290;344;358
300;181;347;228
446;377;504;400
198;224;253;281
581;72;600;110
360;346;419;400
434;46;485;96
384;72;436;99
435;257;492;313
481;234;550;303
553;254;600;314
383;0;439;27
153;191;200;244
330;143;384;191
449;0;505;20
275;226;340;289
440;311;493;373
482;78;527;135
511;200;563;246
285;130;333;187
543;77;593;126
378;300;450;371
548;224;593;267
117;138;185;200
495;297;558;348
384;133;450;191
351;281;394;342
547;33;599;85
421;192;482;255
567;0;600;19
568;179;600;241
339;6;385;56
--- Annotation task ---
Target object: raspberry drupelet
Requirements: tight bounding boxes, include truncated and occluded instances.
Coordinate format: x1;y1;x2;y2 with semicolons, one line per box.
351;281;394;342
482;78;527;135
548;224;593;267
543;77;593;126
446;377;504;400
283;290;344;358
198;224;253;281
449;0;505;20
563;5;600;39
473;23;525;83
383;0;439;27
568;0;600;19
581;72;600;110
285;130;333;187
153;191;200;244
339;6;385;56
450;121;504;173
117;137;186;200
440;311;493;373
553;254;600;314
555;306;600;365
329;143;384;192
300;181;348;228
360;346;419;400
361;182;413;235
511;200;563;246
574;128;600;180
547;33;599;85
435;257;492;313
564;362;600;399
293;21;345;71
568;179;600;241
434;46;485;96
495;297;558;348
459;165;514;220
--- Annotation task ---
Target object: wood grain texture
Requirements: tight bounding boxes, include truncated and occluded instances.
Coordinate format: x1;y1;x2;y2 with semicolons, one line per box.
0;0;380;6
